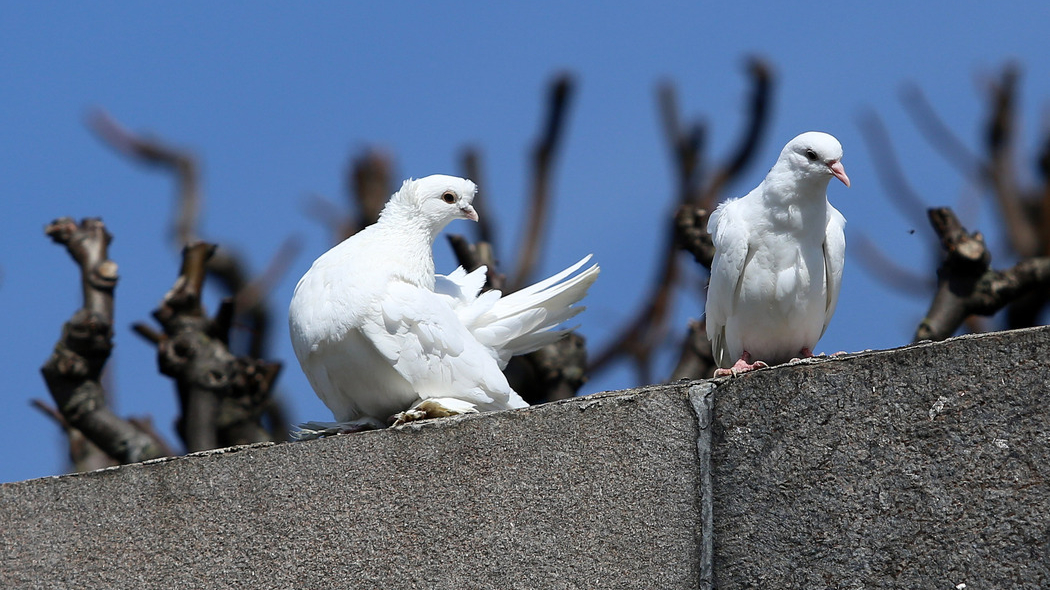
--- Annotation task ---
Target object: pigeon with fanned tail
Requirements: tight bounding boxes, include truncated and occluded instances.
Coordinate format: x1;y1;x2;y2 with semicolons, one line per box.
705;131;849;377
289;174;599;437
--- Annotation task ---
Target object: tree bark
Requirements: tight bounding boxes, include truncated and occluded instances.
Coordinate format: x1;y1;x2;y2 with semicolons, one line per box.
40;217;166;464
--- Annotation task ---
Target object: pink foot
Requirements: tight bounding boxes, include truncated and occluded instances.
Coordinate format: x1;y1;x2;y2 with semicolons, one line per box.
714;351;768;377
788;347;816;363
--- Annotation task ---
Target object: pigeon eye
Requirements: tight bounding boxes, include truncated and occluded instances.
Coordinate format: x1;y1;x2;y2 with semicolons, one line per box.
804;149;818;161
441;191;456;204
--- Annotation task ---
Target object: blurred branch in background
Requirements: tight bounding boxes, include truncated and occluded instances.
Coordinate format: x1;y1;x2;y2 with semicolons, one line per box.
857;110;930;227
916;207;1050;341
461;147;498;249
90;109;294;439
861;62;1050;340
31;398;117;473
39;217;169;467
697;58;773;207
448;147;506;291
984;64;1041;258
449;74;585;403
509;72;575;292
89;109;299;360
304;148;394;244
898;83;985;183
89;110;202;245
134;242;282;452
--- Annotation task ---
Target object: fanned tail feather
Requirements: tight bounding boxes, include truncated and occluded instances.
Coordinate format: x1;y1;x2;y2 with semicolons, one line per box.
436;255;599;368
478;255;599;362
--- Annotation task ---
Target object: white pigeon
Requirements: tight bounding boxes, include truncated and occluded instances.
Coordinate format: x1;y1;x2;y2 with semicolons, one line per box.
705;131;849;376
289;174;599;435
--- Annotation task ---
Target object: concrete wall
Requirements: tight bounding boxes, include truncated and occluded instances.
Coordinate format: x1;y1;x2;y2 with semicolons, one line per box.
708;327;1050;589
3;326;1049;589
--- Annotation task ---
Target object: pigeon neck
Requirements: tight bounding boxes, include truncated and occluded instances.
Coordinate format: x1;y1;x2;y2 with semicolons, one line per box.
378;198;448;237
374;202;442;283
762;165;832;208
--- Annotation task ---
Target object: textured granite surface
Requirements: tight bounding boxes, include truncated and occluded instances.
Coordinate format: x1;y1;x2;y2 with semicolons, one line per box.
2;384;701;590
710;327;1050;589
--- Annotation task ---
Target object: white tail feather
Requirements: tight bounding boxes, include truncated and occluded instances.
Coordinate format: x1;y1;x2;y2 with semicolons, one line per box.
476;255;599;363
436;255;599;369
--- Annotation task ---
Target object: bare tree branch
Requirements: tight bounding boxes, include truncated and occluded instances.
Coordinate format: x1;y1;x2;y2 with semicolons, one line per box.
303;193;353;243
504;333;590;403
898;83;985;181
857;110;931;226
1038;132;1050;257
915;207;1050;341
865;65;1050;340
674;205;715;270
510;73;575;291
91;109;291;364
304;149;395;245
232;236;304;356
447;235;506;292
147;242;282;451
587;222;679;385
89;109;201;245
669;320;717;381
132;323;164;345
699;57;773;207
984;64;1040;257
31;398;118;473
40;217;167;465
588;80;699;383
349;149;394;238
852;233;935;297
657;80;705;204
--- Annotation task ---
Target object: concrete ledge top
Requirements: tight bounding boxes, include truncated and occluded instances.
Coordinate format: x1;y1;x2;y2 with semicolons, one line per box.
2;383;704;590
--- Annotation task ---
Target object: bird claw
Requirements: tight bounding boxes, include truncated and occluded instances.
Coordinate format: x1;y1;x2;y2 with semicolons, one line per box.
786;347;819;364
392;398;479;426
714;357;768;377
391;409;428;425
788;349;845;364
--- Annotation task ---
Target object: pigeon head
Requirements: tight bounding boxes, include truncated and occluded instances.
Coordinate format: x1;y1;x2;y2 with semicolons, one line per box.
778;132;850;188
384;174;479;234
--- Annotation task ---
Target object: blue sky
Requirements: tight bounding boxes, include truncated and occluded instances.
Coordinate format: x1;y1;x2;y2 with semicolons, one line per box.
3;3;1048;483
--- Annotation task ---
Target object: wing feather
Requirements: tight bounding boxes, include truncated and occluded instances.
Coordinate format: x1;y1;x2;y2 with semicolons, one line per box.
359;281;526;410
705;198;752;368
821;204;847;338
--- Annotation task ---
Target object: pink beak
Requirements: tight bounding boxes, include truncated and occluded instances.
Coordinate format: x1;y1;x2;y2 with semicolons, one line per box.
462;205;479;222
829;161;850;188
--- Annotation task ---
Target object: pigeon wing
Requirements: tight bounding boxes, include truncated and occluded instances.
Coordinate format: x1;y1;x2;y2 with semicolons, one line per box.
359;280;527;410
820;204;847;338
705;198;753;368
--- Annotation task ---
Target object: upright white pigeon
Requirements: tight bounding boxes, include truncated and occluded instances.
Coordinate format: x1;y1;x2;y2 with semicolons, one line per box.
705;131;849;376
289;174;599;434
